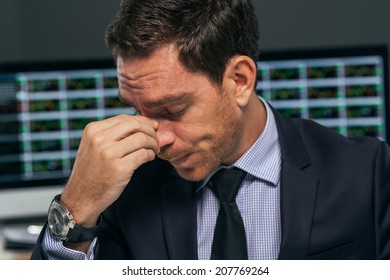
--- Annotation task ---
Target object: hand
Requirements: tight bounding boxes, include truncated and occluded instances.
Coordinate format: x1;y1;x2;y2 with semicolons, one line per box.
60;114;159;227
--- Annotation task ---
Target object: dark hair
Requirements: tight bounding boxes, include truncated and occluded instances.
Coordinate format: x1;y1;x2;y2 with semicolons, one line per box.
105;0;260;86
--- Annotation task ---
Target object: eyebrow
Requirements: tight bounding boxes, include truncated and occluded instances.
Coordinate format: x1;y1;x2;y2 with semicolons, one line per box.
118;90;191;109
143;93;191;108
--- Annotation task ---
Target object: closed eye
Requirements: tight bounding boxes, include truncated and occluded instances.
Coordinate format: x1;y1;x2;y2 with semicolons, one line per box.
160;107;187;120
169;107;186;116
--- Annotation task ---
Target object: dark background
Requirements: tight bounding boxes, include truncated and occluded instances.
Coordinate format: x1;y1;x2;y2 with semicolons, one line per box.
0;0;389;62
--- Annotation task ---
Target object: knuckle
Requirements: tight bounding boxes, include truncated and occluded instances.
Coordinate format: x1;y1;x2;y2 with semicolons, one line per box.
119;117;142;133
137;132;149;143
100;147;112;160
131;120;143;132
141;148;156;162
83;122;96;137
111;160;124;174
133;149;154;166
90;134;104;147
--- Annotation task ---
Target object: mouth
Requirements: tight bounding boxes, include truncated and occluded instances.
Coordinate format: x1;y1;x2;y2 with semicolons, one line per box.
168;153;192;167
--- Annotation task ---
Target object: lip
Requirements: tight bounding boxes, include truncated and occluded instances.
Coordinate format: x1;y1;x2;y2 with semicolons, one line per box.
169;153;192;167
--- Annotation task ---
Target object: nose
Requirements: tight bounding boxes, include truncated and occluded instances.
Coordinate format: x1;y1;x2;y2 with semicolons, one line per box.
156;123;175;151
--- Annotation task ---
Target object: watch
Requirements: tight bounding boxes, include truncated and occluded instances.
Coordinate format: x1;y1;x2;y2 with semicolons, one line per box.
47;194;102;243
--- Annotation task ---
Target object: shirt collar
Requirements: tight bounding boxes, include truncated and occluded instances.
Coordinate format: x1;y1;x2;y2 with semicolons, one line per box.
233;98;281;186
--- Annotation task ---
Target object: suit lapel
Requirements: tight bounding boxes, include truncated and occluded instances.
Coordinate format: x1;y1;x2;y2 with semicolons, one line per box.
161;176;198;259
272;107;319;259
277;160;318;259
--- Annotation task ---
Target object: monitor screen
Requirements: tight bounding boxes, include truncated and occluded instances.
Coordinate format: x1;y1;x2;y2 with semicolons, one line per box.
257;46;389;141
0;59;135;190
0;45;388;198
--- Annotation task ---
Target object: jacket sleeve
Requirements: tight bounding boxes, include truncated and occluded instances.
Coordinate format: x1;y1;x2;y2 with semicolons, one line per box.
94;204;133;260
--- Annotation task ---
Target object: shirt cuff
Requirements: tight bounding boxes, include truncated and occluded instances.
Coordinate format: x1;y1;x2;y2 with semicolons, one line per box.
42;226;97;260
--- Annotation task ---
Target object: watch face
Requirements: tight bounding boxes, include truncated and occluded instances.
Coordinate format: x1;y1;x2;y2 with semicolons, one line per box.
48;202;70;238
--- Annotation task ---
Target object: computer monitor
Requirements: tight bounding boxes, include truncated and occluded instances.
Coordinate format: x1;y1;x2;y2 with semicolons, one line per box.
0;45;388;220
257;45;389;141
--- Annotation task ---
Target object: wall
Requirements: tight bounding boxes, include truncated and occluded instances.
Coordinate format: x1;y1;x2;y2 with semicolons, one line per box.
253;0;390;52
0;0;121;62
0;0;389;62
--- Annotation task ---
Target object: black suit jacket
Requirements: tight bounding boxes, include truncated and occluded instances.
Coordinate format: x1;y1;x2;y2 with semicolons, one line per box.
31;109;390;260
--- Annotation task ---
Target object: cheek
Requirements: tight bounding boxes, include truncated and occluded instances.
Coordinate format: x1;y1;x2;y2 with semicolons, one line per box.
173;96;233;146
167;119;213;152
174;123;206;145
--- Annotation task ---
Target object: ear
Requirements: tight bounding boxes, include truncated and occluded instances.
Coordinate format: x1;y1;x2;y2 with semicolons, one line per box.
225;55;257;108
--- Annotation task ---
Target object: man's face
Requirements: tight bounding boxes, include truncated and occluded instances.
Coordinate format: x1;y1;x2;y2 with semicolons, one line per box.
117;44;244;181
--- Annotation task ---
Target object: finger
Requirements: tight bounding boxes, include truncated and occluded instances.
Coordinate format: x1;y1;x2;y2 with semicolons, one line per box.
98;117;159;144
101;132;159;159
119;132;159;156
133;115;159;129
120;147;157;173
84;114;158;134
80;115;159;153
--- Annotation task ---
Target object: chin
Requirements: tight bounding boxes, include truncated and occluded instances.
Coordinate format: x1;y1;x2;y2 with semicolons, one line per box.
174;165;213;182
166;151;220;182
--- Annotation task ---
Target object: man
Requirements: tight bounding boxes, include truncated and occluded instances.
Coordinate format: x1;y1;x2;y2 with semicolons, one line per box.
31;0;390;260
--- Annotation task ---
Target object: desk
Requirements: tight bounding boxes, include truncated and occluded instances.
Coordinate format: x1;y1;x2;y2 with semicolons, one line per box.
0;222;42;260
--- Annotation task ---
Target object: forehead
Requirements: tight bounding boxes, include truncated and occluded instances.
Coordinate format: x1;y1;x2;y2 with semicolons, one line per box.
116;45;209;106
117;45;183;85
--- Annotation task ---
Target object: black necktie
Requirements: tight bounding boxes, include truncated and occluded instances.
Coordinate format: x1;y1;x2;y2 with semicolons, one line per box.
210;167;248;260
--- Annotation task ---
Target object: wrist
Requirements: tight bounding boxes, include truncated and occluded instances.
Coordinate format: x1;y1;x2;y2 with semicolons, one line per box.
60;189;101;227
48;194;102;243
